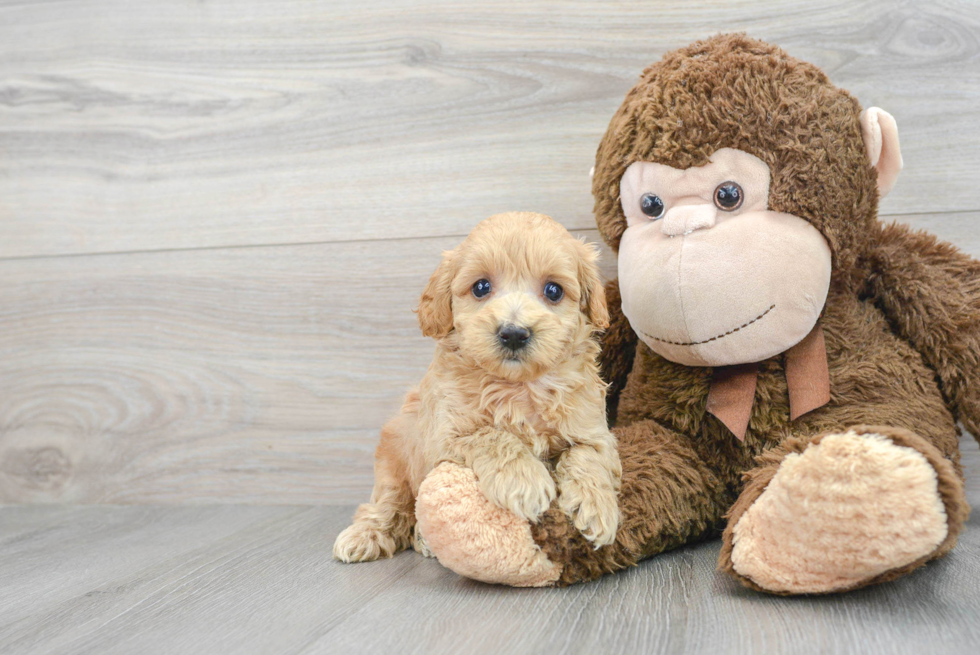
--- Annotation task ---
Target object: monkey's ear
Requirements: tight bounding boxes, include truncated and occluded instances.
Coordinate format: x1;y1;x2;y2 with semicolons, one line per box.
860;107;903;198
417;249;457;338
576;240;610;330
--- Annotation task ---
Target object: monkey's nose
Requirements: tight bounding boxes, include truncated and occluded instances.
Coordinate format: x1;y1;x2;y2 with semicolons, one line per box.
660;204;717;236
498;325;532;351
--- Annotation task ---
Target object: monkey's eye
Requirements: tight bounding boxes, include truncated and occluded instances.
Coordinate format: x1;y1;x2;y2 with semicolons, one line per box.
714;182;744;211
543;282;564;303
640;193;666;219
472;279;492;299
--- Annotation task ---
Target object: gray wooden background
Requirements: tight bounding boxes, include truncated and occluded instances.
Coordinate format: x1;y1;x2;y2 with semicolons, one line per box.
3;3;980;654
2;0;979;505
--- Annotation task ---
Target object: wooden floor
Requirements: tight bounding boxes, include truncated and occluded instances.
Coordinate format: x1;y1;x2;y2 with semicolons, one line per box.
1;436;978;655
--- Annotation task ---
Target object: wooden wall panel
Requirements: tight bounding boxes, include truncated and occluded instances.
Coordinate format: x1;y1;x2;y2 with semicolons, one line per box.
0;0;978;258
1;0;978;504
1;214;977;504
0;229;611;504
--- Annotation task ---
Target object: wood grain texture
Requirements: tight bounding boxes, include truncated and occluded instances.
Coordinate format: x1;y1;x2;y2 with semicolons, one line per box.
1;0;980;505
1;0;979;258
2;2;979;649
2;214;979;504
0;228;611;504
0;441;977;654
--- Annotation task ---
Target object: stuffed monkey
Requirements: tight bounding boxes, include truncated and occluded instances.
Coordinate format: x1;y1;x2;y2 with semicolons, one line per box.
414;34;977;594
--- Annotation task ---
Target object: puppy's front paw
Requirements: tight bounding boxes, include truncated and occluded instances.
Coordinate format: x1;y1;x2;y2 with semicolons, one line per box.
333;522;398;563
558;480;620;548
479;456;556;522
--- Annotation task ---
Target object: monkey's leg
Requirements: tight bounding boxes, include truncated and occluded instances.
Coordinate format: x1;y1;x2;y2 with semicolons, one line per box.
415;420;731;586
719;425;969;595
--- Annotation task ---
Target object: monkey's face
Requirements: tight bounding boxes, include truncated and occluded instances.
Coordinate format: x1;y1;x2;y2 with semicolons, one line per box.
617;148;832;367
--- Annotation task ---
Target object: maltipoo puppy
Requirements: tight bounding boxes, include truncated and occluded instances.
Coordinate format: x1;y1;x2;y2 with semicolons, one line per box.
333;211;621;563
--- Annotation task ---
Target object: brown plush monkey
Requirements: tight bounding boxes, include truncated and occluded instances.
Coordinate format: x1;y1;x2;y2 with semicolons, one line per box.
413;34;977;594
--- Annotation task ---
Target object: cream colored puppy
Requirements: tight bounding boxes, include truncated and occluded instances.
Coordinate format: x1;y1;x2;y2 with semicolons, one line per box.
333;212;621;563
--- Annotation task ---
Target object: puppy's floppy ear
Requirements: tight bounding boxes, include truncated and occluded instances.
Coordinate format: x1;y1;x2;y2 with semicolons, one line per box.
417;248;457;338
575;239;609;330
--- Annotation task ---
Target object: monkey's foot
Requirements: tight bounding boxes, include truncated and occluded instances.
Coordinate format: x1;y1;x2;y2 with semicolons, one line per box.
721;426;967;594
415;462;561;587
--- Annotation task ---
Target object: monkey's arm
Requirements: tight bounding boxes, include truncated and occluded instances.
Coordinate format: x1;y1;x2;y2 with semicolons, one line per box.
863;221;980;441
597;279;638;426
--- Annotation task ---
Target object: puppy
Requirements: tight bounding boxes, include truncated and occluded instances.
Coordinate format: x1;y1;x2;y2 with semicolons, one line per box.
333;211;622;563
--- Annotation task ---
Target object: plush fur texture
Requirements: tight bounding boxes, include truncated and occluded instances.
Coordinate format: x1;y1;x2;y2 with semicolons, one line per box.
617;148;833;367
414;34;977;594
728;429;951;594
592;34;878;277
334;211;621;564
532;35;975;590
719;425;969;594
416;462;561;587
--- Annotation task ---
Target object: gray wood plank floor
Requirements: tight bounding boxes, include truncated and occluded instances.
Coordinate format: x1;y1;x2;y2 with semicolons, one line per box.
1;437;978;655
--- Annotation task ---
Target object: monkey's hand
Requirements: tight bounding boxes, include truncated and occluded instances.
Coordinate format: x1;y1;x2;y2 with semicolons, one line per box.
863;222;980;442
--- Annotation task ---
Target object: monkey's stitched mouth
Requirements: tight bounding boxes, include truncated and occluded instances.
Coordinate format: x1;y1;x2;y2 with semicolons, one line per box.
639;304;775;347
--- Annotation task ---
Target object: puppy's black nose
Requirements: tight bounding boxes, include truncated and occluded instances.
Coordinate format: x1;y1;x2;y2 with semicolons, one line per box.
498;325;531;351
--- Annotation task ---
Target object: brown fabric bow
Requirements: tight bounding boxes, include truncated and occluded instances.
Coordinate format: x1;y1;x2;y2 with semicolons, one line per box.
705;322;830;441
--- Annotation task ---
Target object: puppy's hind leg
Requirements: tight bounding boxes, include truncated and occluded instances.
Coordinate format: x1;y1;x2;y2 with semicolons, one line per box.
412;523;435;558
334;414;416;563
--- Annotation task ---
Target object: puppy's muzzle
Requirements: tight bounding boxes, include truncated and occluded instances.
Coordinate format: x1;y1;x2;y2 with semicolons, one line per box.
498;324;532;352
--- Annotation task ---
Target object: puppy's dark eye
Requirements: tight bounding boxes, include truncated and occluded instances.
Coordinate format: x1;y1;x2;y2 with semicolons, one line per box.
714;182;743;211
640;193;665;219
543;282;563;303
472;279;492;299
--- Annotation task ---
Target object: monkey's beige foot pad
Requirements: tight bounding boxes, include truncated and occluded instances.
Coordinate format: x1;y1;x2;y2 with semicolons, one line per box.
415;462;561;587
729;430;950;594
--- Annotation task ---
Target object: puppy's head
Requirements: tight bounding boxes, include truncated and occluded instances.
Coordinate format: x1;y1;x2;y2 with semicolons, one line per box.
418;212;609;381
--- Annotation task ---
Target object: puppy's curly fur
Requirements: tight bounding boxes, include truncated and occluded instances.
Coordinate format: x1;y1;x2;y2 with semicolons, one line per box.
334;212;621;563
